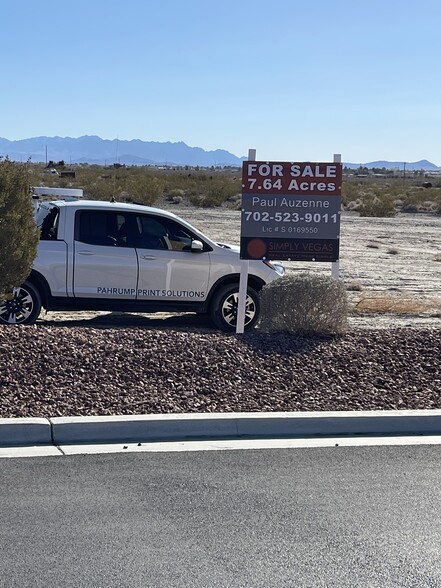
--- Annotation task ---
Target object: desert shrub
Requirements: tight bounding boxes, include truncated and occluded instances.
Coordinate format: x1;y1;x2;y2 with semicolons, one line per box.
345;281;363;292
353;293;440;315
0;159;39;294
165;188;186;202
359;195;396;217
188;192;222;207
258;273;349;335
189;189;224;207
82;178;116;201
342;177;441;215
189;177;241;207
341;181;360;205
122;175;163;205
396;186;441;212
345;198;363;212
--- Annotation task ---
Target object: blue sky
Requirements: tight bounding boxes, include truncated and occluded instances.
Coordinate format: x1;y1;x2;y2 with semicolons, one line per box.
1;0;440;164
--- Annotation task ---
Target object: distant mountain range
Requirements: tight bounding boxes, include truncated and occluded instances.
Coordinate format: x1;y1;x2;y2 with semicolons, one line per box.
0;135;245;167
0;136;439;170
344;159;440;171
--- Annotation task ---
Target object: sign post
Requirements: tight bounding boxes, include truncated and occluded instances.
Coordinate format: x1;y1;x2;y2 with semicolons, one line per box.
331;153;342;279
236;149;255;334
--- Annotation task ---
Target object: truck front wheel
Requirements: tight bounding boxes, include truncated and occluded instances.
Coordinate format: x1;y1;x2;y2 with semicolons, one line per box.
0;282;42;325
210;284;260;332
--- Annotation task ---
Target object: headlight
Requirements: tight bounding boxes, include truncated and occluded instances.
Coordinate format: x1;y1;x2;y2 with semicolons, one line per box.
263;260;285;276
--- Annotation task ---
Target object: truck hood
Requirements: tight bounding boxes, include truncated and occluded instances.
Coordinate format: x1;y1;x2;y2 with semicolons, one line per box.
216;242;239;252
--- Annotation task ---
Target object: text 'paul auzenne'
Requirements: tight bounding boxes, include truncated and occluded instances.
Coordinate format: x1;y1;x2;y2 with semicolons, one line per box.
251;197;330;208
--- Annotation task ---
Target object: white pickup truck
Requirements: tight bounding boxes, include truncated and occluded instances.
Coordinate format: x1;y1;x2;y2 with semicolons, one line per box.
0;189;284;330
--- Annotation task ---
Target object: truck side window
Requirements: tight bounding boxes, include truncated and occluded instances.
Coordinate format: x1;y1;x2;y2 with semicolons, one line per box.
38;205;60;240
161;219;196;251
135;216;169;250
135;215;203;251
76;211;129;247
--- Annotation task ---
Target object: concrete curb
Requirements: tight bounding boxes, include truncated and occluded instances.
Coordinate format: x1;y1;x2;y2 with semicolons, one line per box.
0;418;53;446
2;410;441;447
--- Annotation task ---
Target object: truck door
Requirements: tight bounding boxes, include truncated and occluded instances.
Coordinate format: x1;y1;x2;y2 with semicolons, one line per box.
73;210;138;298
134;214;210;302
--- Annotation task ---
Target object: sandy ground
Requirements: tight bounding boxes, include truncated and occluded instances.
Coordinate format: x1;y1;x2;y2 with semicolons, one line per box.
38;208;441;331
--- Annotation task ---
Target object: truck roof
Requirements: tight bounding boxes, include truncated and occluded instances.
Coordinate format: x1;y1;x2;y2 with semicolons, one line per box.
50;199;215;244
51;199;181;220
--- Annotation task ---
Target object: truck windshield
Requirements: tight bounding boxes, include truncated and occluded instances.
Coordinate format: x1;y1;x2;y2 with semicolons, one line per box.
35;203;60;240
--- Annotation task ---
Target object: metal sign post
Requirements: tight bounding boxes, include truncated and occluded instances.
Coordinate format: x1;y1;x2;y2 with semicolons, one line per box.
331;153;342;280
236;149;255;334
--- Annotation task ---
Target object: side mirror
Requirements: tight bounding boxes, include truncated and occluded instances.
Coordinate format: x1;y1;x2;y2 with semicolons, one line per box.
191;239;204;252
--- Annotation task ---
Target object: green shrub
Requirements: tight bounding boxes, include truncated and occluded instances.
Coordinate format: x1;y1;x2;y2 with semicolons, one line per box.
359;195;396;217
0;159;39;294
82;178;116;201
258;273;349;335
123;175;163;205
341;181;360;205
401;187;441;212
189;176;241;207
25;164;246;208
165;188;186;202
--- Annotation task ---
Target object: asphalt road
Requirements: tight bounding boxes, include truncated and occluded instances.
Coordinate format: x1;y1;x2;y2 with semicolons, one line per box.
1;445;441;587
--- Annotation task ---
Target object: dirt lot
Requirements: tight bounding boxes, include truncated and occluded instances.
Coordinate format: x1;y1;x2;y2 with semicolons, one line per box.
39;207;441;331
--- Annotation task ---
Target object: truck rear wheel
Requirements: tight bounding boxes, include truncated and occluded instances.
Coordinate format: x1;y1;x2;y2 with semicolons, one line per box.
210;284;260;332
0;281;42;325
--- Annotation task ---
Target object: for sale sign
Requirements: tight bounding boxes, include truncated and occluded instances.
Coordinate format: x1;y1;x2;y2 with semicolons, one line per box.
240;161;342;262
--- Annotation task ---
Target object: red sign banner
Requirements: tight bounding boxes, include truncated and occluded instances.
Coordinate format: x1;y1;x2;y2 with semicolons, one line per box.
242;161;342;196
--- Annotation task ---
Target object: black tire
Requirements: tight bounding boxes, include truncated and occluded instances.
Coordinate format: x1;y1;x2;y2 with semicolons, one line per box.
0;281;42;325
210;284;260;332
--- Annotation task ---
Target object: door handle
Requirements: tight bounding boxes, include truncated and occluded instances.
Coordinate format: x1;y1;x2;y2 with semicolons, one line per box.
140;255;156;260
77;250;94;256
